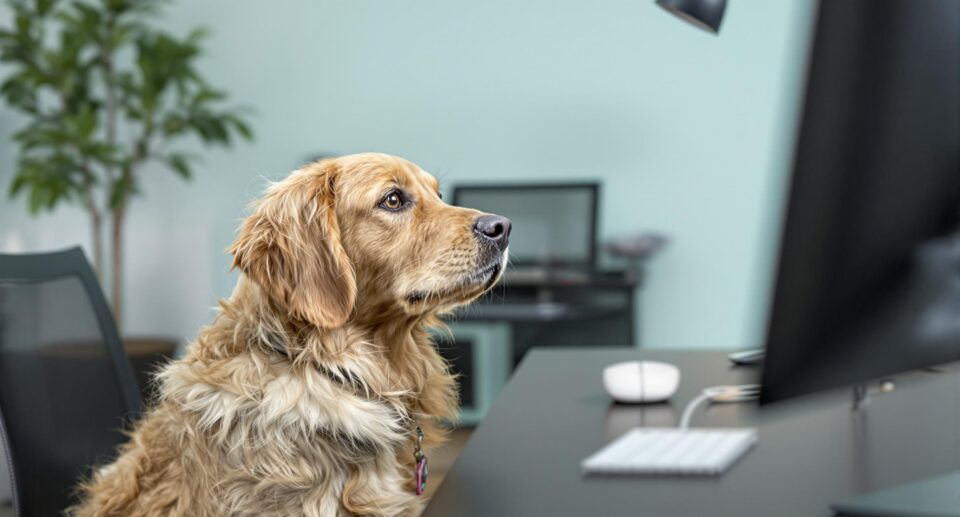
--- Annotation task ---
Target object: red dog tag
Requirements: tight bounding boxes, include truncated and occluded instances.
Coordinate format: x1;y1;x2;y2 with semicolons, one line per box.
415;454;429;496
414;426;428;496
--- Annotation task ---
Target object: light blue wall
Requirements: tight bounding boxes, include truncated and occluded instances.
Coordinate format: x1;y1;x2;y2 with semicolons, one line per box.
0;0;815;348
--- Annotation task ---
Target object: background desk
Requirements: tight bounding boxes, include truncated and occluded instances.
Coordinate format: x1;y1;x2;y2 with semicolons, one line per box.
452;270;640;361
425;349;960;517
438;271;639;423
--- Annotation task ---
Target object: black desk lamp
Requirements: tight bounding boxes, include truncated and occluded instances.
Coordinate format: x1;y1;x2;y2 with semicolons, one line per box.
656;0;727;34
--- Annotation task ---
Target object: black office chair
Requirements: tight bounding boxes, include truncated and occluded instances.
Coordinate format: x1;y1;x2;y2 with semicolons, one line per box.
0;247;142;516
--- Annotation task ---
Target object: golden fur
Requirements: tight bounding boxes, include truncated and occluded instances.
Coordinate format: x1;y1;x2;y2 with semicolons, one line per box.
73;153;508;516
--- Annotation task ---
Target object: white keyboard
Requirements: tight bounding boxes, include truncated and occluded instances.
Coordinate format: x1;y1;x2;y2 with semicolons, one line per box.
581;427;757;476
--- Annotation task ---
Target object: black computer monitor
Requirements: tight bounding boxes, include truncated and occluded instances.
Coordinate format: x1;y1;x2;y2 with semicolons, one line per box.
761;0;960;404
759;1;960;514
452;183;599;269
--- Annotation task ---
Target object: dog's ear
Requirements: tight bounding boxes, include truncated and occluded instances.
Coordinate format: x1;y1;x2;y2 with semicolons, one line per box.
228;162;357;328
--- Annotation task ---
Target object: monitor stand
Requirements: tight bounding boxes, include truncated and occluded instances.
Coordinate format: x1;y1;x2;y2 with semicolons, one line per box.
832;383;960;516
852;384;871;411
850;381;897;411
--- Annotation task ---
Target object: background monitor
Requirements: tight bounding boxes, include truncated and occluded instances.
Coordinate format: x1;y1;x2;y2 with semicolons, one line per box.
453;183;599;269
760;0;960;405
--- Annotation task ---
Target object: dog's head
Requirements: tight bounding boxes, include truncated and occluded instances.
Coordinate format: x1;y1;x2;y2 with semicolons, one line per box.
229;153;511;328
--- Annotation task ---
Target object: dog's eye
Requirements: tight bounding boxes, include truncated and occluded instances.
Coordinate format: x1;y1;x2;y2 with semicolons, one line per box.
437;192;443;200
379;190;407;211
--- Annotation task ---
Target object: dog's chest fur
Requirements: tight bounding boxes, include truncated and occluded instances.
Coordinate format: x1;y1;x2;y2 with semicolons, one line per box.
74;281;458;517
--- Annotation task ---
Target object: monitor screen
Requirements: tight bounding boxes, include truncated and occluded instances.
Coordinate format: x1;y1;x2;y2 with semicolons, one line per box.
760;0;960;404
453;184;598;268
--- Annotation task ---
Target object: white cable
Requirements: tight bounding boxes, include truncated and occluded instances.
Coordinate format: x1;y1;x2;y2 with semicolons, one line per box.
679;384;761;429
679;392;711;429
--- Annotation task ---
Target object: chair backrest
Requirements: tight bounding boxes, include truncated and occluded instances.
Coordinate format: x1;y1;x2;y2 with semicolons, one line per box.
0;247;142;516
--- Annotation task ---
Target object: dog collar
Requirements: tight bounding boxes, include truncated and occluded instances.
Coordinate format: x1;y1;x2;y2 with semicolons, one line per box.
414;425;428;496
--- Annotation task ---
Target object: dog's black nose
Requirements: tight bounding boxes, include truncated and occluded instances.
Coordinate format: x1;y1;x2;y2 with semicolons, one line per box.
474;214;512;251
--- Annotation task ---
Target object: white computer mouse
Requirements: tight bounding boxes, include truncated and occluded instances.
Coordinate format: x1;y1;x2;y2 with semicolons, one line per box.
603;360;680;403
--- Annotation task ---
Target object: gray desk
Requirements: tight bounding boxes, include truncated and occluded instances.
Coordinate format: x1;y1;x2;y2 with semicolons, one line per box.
425;348;960;517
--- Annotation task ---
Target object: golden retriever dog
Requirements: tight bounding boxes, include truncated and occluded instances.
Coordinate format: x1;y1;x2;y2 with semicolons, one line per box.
73;153;511;516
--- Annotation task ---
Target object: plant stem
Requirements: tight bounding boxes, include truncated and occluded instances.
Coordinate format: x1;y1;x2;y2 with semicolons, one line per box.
102;57;116;181
111;200;125;333
85;195;104;281
100;14;121;319
110;120;151;330
77;161;104;282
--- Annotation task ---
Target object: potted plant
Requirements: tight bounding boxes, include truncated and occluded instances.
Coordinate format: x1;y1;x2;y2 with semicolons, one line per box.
0;0;253;398
0;0;252;323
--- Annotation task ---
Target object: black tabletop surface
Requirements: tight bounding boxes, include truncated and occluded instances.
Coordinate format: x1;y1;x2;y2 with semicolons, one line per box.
424;348;960;517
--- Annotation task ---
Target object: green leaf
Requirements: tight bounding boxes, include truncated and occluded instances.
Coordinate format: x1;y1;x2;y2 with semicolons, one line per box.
82;142;118;163
0;76;39;112
110;23;134;48
15;13;32;36
70;2;102;31
10;155;82;214
75;103;98;138
167;152;192;180
14;124;70;150
193;87;225;105
228;114;253;140
27;184;46;213
9;174;28;196
159;112;183;135
185;27;208;45
35;0;57;16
